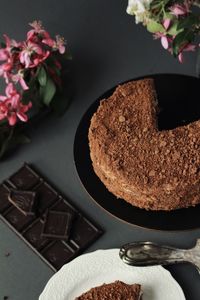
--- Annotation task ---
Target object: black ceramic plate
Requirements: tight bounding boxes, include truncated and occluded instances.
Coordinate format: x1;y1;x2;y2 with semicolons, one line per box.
74;74;200;231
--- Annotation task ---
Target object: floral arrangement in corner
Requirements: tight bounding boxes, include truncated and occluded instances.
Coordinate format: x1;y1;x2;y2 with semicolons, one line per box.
0;21;70;158
127;0;200;63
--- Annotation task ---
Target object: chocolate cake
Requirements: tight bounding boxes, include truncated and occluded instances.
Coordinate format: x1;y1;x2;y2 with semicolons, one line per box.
75;280;141;300
88;78;200;210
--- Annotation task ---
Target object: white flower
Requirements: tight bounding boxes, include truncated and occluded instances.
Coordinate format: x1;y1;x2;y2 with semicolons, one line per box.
127;0;153;24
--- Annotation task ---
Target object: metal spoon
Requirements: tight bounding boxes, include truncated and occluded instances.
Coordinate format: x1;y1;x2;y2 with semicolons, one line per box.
119;239;200;272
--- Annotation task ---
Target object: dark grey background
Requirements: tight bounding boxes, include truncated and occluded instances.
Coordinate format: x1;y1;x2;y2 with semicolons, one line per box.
0;1;200;299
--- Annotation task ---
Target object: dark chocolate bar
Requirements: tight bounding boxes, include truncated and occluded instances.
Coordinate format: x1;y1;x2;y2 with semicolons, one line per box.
0;163;103;271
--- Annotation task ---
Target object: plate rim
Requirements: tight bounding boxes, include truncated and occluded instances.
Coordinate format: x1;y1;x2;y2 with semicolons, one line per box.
39;248;186;300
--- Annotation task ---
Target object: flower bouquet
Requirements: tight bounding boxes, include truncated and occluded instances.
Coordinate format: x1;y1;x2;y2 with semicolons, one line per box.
0;21;70;158
127;0;200;63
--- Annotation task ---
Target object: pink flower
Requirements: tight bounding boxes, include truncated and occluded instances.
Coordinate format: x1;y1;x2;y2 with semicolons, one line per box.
170;4;189;17
154;32;170;49
0;83;32;125
162;36;170;49
42;36;54;47
32;50;50;67
154;19;172;50
0;101;8;121
11;71;29;90
0;35;14;79
19;40;50;68
0;35;18;58
19;41;43;68
163;19;171;31
54;35;66;54
0;48;9;61
27;20;50;41
0;61;12;74
0;34;20;60
42;35;66;54
178;43;196;63
0;35;21;83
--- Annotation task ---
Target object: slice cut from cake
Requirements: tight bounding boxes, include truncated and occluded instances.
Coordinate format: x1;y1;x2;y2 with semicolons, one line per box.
75;280;141;300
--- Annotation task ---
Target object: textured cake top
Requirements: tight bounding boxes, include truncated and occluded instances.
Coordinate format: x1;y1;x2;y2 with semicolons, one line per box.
89;79;200;204
75;280;141;300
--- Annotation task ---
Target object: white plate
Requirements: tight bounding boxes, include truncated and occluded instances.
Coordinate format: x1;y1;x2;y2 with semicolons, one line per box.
39;249;185;300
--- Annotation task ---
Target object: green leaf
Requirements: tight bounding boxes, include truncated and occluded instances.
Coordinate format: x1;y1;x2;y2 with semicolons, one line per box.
163;0;171;5
40;77;56;106
172;29;194;56
147;21;165;33
38;66;47;87
164;12;174;20
167;22;183;36
177;15;199;30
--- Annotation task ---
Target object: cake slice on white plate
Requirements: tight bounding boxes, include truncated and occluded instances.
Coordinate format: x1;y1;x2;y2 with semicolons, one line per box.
75;280;142;300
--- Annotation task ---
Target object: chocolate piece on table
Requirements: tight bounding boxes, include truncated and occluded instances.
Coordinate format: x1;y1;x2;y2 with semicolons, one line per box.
42;240;77;270
51;199;101;251
8;164;40;190
8;189;37;216
0;163;103;271
51;197;76;215
42;210;74;240
70;215;102;250
23;219;50;251
4;206;35;232
34;182;57;215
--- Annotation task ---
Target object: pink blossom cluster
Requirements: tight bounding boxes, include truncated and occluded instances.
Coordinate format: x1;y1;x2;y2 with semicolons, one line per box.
0;83;32;126
127;0;200;62
154;3;196;63
0;21;65;126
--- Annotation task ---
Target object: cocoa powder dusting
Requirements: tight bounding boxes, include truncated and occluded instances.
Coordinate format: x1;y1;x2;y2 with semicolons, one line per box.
75;281;141;300
88;78;200;210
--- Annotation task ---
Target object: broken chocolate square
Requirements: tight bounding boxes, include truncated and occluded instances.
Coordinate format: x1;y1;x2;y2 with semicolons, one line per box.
4;206;35;232
8;189;37;216
8;164;40;190
70;215;101;249
51;198;76;215
23;219;50;250
42;240;76;270
34;182;57;214
42;210;74;240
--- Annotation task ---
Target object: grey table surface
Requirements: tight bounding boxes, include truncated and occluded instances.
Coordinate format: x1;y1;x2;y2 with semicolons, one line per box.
0;1;200;299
